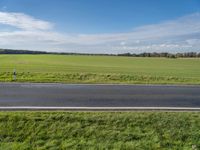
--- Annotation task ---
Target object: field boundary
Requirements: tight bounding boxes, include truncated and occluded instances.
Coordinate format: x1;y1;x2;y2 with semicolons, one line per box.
0;107;200;111
1;82;200;87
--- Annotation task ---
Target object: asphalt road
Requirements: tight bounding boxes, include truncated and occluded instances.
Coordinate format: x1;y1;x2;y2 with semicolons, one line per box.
0;83;200;109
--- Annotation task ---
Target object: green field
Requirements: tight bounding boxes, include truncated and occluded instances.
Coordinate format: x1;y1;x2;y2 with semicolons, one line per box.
0;112;199;149
0;54;200;84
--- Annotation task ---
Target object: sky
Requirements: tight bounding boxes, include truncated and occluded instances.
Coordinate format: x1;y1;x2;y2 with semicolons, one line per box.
0;0;200;54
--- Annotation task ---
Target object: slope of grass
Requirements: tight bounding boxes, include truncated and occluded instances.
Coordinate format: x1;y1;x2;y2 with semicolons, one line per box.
0;54;200;84
0;112;199;149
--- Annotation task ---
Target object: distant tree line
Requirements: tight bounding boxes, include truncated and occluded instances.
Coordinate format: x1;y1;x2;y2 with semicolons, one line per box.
0;49;47;54
0;49;114;55
117;52;200;58
0;49;200;58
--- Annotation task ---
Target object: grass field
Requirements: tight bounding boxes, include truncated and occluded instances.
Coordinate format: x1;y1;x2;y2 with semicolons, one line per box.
0;112;199;149
0;54;200;84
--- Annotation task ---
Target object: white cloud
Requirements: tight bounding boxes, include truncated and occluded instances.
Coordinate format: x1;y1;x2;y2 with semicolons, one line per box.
0;11;199;53
0;12;53;30
1;6;7;11
186;39;200;45
70;13;200;45
120;41;126;46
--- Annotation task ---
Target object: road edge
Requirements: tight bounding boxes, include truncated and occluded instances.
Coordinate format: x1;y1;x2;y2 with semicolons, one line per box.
0;107;200;111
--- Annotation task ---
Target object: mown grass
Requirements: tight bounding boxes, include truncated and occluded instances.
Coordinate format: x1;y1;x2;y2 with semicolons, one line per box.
0;54;200;84
0;112;199;149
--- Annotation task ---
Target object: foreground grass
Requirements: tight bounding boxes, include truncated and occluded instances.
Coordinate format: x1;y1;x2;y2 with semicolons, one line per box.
0;112;199;149
0;55;200;84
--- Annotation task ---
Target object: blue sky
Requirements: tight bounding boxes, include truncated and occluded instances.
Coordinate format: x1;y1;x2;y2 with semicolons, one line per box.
0;0;200;53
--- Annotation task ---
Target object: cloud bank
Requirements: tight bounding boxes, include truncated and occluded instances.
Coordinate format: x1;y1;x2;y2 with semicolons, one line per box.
0;11;200;53
0;12;53;30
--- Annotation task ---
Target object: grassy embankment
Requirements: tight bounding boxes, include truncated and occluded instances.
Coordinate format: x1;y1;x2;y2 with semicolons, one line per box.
0;112;199;149
0;54;200;84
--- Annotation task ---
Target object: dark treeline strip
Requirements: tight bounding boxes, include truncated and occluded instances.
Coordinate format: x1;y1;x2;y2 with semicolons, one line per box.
0;49;47;54
0;49;113;56
117;52;200;58
0;49;200;58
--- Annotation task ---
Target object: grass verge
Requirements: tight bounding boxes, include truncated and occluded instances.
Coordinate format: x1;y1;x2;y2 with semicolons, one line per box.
1;72;200;85
0;112;199;149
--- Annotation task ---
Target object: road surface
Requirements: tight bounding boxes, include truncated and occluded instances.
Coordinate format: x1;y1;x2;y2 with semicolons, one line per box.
0;83;200;110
